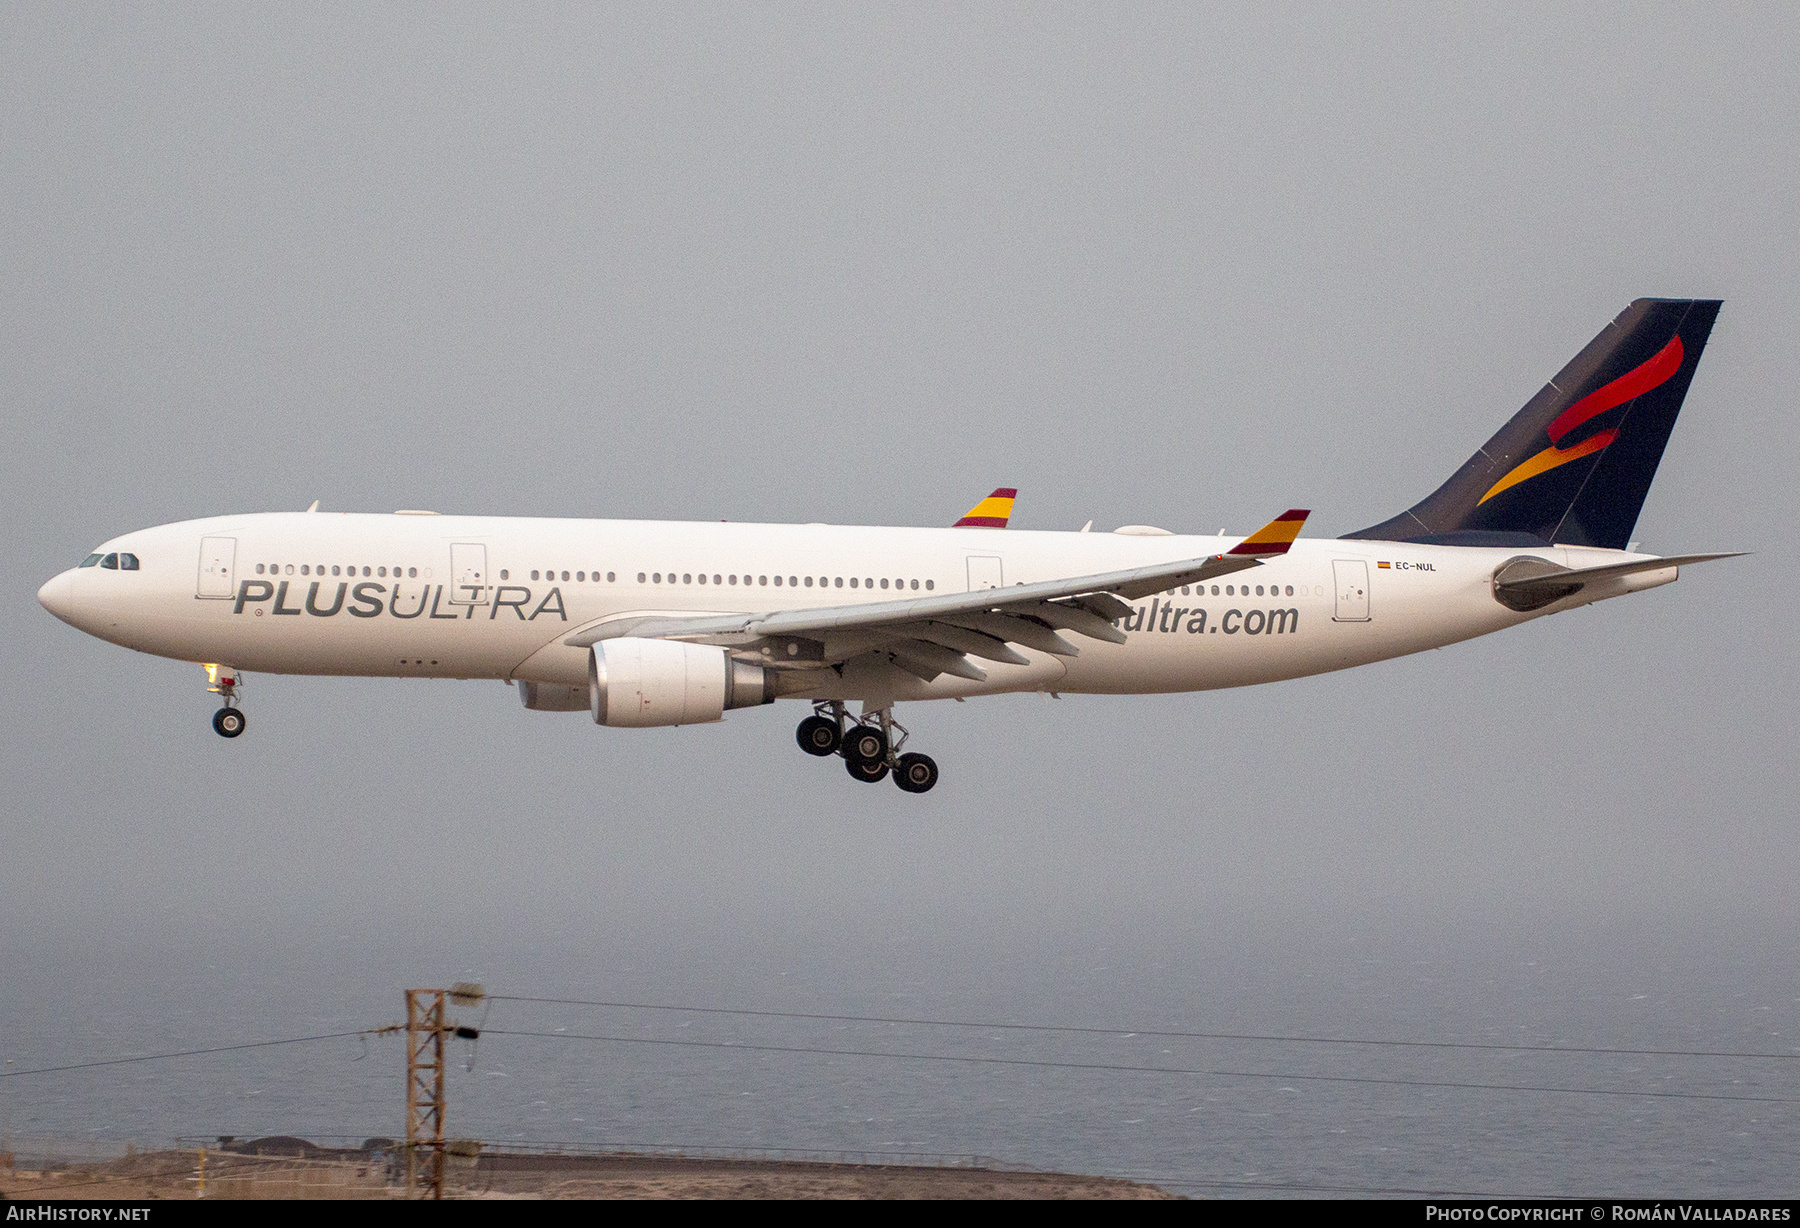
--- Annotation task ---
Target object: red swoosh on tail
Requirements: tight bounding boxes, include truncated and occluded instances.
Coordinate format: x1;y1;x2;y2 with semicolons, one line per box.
1547;335;1683;444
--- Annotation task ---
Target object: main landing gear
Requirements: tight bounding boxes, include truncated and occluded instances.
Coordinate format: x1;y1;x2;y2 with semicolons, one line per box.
206;664;246;739
796;702;939;793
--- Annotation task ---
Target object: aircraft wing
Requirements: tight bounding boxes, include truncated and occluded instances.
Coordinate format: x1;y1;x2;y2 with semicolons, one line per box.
563;510;1310;681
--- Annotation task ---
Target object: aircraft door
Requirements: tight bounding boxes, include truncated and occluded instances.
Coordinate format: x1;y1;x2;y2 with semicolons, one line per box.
1333;559;1371;622
449;543;489;604
197;537;237;599
966;556;1004;591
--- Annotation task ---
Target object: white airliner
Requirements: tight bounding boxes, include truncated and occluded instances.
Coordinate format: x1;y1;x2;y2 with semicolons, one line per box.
38;299;1738;793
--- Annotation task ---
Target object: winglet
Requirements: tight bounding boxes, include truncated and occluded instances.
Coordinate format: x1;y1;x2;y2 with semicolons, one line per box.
954;488;1017;528
1226;509;1310;556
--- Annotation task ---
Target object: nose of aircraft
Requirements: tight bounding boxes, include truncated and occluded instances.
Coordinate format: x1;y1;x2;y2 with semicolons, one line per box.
38;570;80;624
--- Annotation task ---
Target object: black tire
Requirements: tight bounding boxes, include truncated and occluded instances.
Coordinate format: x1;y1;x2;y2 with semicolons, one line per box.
842;724;888;765
846;755;889;783
893;752;938;794
213;708;246;739
796;715;841;757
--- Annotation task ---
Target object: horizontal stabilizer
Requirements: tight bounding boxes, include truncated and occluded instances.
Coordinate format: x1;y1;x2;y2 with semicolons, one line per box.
1493;551;1743;611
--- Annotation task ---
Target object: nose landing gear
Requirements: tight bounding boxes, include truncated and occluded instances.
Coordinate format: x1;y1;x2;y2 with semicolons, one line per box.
794;702;939;793
206;664;246;739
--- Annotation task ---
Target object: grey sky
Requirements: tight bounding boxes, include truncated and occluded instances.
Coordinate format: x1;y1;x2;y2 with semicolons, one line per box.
3;0;1797;1130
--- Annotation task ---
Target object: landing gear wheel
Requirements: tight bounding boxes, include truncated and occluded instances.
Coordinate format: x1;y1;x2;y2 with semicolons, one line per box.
212;708;246;738
846;756;889;783
842;724;888;765
796;715;841;757
893;752;938;794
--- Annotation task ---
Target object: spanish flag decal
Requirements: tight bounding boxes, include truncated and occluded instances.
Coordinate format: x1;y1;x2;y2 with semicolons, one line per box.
1225;509;1310;556
1478;335;1684;506
953;488;1017;528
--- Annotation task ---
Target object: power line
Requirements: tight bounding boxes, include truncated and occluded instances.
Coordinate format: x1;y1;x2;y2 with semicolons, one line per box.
489;994;1800;1062
0;1027;398;1080
484;1028;1800;1104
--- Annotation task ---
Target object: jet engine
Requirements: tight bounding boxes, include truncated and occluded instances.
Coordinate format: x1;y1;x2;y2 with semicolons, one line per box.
589;638;775;727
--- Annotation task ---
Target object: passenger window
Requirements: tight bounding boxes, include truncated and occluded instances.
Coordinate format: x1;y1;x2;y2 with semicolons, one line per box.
1210;585;1218;595
789;577;797;587
79;553;103;567
880;578;889;589
286;565;295;576
696;573;706;584
835;578;843;588
301;565;310;576
608;572;616;582
1256;585;1264;596
531;571;540;581
500;570;510;580
119;553;139;570
257;564;266;575
729;574;738;585
849;577;858;588
805;576;813;587
683;574;692;584
1285;585;1293;596
637;573;646;583
910;579;919;590
407;568;416;578
561;571;570;582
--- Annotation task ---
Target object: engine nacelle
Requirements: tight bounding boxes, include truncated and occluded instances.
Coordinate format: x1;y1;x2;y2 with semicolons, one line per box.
589;638;775;727
518;681;588;712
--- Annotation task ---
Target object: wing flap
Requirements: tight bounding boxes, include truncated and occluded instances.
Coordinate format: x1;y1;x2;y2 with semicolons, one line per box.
888;621;1031;665
935;611;1081;657
885;638;988;682
1016;599;1129;645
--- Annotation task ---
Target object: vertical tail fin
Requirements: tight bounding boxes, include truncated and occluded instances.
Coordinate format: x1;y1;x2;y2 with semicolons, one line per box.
1345;298;1721;549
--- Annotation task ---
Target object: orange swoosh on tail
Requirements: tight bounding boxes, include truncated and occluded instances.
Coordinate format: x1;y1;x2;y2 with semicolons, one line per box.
1478;430;1618;506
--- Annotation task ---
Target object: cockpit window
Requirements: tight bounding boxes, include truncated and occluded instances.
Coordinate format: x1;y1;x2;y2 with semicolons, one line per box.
79;553;103;568
99;553;119;570
118;553;140;570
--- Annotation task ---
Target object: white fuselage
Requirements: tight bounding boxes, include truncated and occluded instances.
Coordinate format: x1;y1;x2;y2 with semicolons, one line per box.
37;511;1678;707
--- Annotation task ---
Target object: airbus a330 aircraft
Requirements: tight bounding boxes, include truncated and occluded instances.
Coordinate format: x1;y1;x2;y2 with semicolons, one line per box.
39;298;1738;793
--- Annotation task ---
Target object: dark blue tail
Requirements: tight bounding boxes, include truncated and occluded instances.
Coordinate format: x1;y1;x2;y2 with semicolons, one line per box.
1345;298;1721;549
